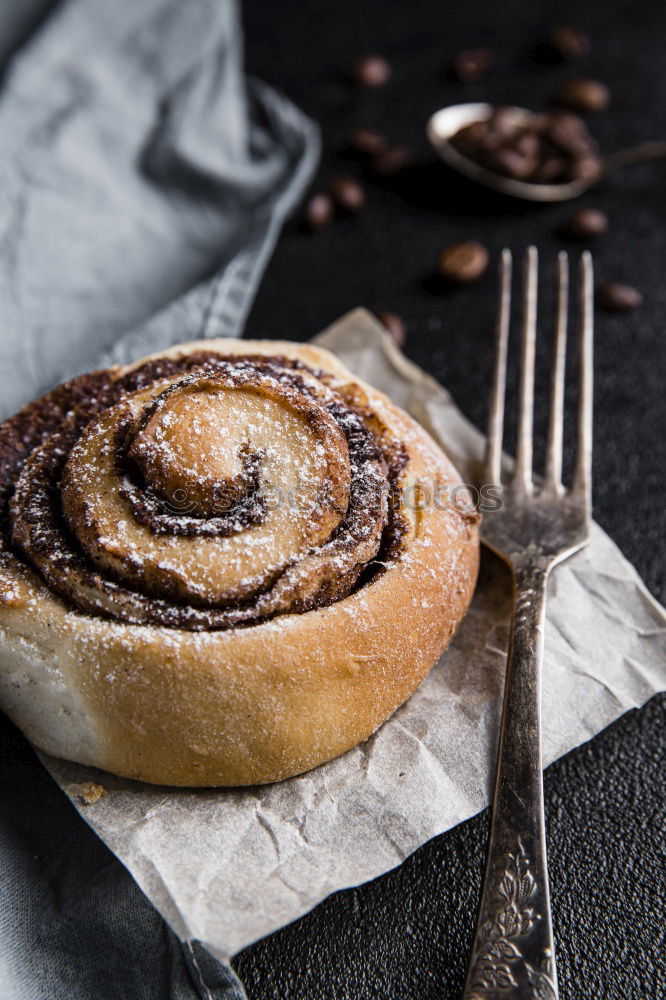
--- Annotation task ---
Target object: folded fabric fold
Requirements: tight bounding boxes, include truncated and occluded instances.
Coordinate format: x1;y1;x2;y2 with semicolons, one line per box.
0;0;318;421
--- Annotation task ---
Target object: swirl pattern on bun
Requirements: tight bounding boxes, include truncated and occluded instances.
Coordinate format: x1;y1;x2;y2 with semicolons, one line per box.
9;352;406;629
0;338;479;786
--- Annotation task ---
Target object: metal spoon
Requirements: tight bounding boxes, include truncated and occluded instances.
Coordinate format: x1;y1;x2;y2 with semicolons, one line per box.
427;102;666;202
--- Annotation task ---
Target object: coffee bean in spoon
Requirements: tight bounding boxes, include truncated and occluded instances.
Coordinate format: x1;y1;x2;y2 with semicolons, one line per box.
546;110;595;151
532;155;568;183
438;242;489;285
564;207;608;239
554;79;610;113
451;48;495;83
348;54;391;88
493;131;540;180
450;107;600;185
348;127;390;157
596;282;643;311
549;26;591;61
569;155;603;182
376;311;406;348
329;176;365;213
304;193;334;231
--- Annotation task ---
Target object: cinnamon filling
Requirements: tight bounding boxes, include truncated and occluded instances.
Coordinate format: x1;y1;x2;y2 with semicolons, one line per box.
1;352;408;630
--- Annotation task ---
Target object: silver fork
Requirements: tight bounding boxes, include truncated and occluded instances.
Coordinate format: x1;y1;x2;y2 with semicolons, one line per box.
461;246;593;1000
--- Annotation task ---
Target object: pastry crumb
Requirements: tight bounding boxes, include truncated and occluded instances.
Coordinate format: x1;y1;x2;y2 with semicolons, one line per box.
74;781;107;805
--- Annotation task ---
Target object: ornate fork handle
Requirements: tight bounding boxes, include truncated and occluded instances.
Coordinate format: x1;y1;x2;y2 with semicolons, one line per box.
462;558;558;1000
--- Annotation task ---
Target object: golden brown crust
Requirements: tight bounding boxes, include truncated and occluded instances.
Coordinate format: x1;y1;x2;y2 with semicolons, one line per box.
0;339;479;786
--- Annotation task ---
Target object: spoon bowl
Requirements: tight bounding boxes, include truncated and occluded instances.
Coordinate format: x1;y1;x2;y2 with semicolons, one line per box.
427;103;591;202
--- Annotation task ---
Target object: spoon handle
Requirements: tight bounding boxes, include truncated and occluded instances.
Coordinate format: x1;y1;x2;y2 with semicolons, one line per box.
603;140;666;175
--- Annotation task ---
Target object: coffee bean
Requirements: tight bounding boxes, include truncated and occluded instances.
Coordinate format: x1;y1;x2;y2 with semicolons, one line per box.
494;145;538;180
348;127;390;157
349;54;391;88
370;144;413;177
564;207;608;239
547;110;597;155
304;192;334;231
596;282;642;311
494;130;540;179
329;175;365;213
438;242;489;285
549;26;591;61
554;79;610;113
376;311;406;348
569;155;602;182
533;156;567;183
487;107;523;142
451;48;495;83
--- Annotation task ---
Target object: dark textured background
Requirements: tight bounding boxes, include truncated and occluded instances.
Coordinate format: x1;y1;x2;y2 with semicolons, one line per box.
233;1;666;997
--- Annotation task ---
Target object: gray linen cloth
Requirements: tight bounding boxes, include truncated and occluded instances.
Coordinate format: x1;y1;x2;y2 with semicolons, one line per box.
0;0;318;997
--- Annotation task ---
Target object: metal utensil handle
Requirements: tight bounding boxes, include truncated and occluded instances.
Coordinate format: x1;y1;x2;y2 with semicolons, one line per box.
603;140;666;175
462;560;558;1000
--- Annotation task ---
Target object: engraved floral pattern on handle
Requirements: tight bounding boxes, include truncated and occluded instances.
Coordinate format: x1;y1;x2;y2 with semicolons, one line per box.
465;839;557;1000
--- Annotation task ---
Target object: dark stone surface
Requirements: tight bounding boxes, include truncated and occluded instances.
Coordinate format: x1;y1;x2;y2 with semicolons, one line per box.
233;1;666;996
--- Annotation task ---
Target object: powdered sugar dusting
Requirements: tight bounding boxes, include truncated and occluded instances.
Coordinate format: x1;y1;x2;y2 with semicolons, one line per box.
4;351;410;631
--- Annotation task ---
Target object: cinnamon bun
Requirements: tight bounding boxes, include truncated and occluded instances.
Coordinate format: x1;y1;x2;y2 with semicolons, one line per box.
0;339;479;785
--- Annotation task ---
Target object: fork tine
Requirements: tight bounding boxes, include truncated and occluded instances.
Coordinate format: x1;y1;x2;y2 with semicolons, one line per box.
513;246;538;493
544;252;569;491
485;249;512;486
573;251;594;509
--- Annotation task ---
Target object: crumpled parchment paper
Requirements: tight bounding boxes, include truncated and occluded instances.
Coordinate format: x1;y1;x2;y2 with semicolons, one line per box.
42;309;666;961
